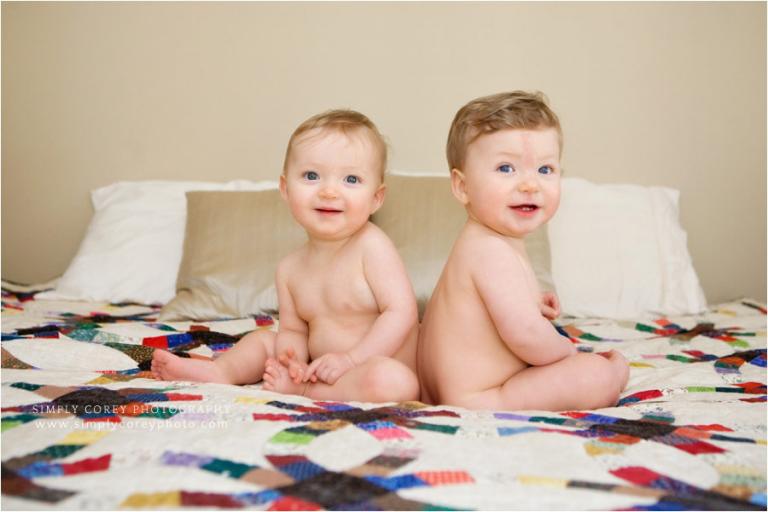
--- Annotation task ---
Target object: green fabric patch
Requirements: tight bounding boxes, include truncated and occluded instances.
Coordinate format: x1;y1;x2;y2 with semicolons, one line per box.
139;407;179;420
411;423;459;435
271;431;315;445
1;414;40;432
66;329;99;342
635;323;657;333
35;444;84;459
10;382;42;391
667;355;696;363
201;459;254;478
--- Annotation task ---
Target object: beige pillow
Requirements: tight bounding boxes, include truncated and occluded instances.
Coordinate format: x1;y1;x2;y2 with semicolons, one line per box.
159;190;305;321
372;173;554;318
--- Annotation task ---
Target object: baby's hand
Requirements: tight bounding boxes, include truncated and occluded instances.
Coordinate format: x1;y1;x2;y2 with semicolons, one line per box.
540;291;561;320
277;347;317;384
304;352;356;385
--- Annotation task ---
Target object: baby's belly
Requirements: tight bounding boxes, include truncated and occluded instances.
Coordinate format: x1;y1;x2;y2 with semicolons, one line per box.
306;315;377;360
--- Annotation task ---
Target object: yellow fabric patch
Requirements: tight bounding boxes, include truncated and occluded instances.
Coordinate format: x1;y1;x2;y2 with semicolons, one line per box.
60;430;109;445
235;396;271;404
121;491;181;508
518;475;567;488
585;441;624;456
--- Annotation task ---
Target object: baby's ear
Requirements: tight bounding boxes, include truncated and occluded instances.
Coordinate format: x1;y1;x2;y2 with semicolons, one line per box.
279;174;288;201
450;169;469;205
371;183;387;214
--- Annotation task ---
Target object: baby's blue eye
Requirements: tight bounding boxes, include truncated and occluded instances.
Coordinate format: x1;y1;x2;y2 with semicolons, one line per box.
497;164;514;174
538;166;553;175
303;171;319;181
344;175;360;184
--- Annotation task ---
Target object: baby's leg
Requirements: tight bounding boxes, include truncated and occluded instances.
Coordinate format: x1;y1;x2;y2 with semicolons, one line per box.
152;330;275;384
264;356;419;403
456;351;629;412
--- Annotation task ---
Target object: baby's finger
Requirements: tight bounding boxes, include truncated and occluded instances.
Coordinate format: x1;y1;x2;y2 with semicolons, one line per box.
540;304;557;319
304;360;321;383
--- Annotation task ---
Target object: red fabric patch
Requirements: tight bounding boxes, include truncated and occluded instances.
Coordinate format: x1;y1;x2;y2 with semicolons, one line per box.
115;402;150;416
266;455;307;466
628;389;664;402
255;318;274;327
611;466;659;485
142;336;169;349
253;413;294;421
62;454;111;475
190;325;210;332
687;423;733;432
164;393;203;401
181;491;241;508
268;496;321;511
415;471;474;486
736;381;766;393
674;440;724;455
561;411;588;419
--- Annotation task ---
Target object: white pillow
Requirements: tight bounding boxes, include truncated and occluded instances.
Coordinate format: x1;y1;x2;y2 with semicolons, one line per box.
37;180;278;305
548;178;707;318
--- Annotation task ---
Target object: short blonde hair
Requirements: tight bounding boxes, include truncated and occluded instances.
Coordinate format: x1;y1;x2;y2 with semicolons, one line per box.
283;109;388;179
446;91;562;171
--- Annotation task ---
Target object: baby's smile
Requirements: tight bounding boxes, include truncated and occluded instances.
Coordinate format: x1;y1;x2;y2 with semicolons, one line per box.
509;203;540;217
314;207;343;215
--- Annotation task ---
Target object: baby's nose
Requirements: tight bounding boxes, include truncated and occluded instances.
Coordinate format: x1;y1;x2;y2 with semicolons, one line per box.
518;175;540;193
319;184;338;198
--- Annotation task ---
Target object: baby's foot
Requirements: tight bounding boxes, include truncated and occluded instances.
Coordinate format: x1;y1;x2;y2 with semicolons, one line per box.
151;350;229;383
262;358;306;396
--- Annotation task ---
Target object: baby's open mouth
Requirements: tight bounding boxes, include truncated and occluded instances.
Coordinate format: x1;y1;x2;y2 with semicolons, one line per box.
315;208;343;214
510;204;539;212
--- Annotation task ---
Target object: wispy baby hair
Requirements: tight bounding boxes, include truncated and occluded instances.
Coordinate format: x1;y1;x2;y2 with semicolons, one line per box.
283;109;388;178
446;91;562;171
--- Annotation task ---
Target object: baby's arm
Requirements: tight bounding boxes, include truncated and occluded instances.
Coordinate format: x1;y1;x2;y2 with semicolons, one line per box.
304;234;417;384
474;239;575;366
273;260;311;382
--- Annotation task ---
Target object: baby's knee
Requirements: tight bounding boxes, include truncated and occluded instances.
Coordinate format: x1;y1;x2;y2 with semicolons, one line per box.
361;357;419;403
239;330;276;357
581;353;625;407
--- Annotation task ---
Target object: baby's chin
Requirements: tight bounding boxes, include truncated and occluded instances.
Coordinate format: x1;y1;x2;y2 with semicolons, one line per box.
302;223;369;242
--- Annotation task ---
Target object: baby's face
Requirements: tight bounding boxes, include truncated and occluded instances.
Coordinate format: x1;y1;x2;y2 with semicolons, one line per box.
281;128;385;241
457;128;561;238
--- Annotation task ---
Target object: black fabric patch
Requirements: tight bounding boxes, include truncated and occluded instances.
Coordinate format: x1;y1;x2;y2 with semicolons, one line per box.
277;471;389;508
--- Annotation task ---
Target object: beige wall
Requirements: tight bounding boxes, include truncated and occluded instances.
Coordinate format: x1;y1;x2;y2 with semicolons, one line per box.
2;2;766;303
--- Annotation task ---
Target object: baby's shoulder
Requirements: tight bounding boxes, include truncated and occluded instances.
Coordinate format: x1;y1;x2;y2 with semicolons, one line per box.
354;222;397;253
276;244;307;277
453;231;525;270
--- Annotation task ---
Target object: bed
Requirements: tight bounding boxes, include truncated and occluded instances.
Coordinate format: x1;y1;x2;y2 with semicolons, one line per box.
2;279;765;510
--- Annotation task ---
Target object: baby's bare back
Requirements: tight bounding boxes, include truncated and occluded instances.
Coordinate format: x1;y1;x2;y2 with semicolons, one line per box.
418;224;537;405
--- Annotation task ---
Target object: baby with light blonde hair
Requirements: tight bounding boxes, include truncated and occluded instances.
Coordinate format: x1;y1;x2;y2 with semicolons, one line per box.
153;109;419;403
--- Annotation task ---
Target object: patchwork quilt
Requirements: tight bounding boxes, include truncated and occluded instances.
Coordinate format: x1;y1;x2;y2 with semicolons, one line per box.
2;281;765;510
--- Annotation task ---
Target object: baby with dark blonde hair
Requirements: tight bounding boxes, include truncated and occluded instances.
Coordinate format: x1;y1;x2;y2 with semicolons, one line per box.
418;91;629;411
